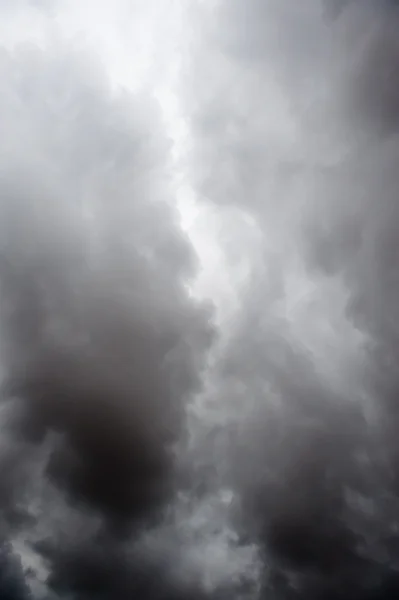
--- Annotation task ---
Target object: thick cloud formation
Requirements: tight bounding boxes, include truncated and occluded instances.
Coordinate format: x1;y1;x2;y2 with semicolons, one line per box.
0;542;32;600
0;31;215;599
5;1;399;599
182;0;399;598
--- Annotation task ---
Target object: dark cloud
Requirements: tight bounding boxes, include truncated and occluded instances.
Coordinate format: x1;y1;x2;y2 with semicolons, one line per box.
5;1;399;599
0;35;215;599
183;0;399;598
0;542;32;600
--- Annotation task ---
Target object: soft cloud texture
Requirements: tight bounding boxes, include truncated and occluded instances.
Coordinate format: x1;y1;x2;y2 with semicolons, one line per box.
3;1;399;599
182;0;399;598
0;4;217;598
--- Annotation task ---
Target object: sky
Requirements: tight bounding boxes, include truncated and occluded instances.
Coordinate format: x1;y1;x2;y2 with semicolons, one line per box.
2;1;399;599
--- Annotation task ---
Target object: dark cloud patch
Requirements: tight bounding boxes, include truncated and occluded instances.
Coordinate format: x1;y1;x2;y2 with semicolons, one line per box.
6;0;399;598
183;0;399;598
33;536;200;600
0;37;215;599
0;542;33;600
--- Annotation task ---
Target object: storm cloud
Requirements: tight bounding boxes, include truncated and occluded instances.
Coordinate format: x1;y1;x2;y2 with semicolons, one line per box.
182;0;399;598
0;9;215;598
3;1;399;599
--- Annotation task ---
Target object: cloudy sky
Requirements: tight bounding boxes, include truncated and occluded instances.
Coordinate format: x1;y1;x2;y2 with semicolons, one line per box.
2;1;399;599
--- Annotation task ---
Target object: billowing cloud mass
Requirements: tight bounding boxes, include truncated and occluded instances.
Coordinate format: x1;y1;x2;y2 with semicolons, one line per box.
182;0;399;599
0;6;215;598
2;0;399;599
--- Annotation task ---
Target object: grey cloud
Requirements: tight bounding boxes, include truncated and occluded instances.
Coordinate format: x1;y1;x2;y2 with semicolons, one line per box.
5;1;399;599
183;0;399;598
0;542;32;600
0;36;215;599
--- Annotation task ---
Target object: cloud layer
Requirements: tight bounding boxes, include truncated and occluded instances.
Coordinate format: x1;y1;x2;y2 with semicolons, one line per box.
3;1;399;599
0;15;215;599
182;0;399;598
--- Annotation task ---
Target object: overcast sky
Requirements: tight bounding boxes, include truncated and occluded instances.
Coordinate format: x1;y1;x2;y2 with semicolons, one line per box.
1;1;399;600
